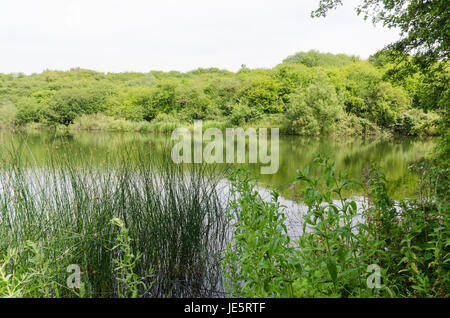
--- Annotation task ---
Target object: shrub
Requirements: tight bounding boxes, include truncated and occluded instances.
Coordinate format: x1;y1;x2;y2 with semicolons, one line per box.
14;97;42;125
240;76;286;113
0;100;17;127
176;84;212;120
283;50;360;68
230;103;262;126
285;73;344;135
223;154;449;297
395;108;440;136
43;88;109;125
105;87;153;122
336;113;381;136
223;168;298;297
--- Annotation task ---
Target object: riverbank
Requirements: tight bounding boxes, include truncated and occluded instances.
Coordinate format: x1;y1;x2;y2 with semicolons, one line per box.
0;112;440;137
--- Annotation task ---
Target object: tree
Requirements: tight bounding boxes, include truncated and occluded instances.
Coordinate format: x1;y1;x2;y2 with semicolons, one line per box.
285;72;344;135
313;0;449;162
312;0;449;101
312;1;449;67
283;50;360;67
44;88;108;125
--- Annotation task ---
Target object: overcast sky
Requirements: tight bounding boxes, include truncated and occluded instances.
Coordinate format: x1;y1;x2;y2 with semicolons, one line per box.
0;0;400;74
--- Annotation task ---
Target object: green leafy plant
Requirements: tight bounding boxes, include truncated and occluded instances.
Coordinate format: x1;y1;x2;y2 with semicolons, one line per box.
223;167;298;297
223;153;449;298
111;218;154;298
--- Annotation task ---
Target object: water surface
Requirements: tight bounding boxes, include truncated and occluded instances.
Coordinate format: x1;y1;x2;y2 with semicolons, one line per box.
0;130;436;200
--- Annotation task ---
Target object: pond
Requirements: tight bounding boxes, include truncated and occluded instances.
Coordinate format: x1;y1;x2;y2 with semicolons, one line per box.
0;129;436;200
0;129;437;297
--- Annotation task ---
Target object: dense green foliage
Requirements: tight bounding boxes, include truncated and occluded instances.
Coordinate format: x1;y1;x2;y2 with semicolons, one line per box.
283;51;360;67
1;0;447;299
0;132;445;298
224;170;296;297
313;1;449;66
313;0;449;164
0;51;441;136
0;219;151;298
224;155;449;297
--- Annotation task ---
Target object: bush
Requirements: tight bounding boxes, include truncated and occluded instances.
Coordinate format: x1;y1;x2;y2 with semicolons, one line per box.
239;76;286;113
283;50;360;68
336;113;381;136
223;154;449;297
223;168;298;297
43;88;109;125
395;108;440;136
369;82;410;129
285;73;344;135
14;97;42;125
0;100;17;127
230;103;262;126
0;53;442;137
105;87;153;122
176;83;213;120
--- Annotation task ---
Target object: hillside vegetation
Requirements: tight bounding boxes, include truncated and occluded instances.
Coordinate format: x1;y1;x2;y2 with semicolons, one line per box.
0;50;443;136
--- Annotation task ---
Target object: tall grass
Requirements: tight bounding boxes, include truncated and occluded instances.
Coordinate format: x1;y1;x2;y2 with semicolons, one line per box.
0;134;229;297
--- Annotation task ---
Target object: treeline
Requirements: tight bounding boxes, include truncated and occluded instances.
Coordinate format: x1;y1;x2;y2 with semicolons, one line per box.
0;50;443;136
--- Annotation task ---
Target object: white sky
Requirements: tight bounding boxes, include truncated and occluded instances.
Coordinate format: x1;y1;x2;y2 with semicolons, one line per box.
0;0;400;74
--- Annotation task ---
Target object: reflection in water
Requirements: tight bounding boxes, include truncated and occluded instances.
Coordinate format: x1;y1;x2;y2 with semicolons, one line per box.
252;135;435;199
0;130;437;296
0;130;436;200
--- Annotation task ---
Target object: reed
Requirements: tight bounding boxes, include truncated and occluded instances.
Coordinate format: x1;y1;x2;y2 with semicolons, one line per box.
0;134;229;297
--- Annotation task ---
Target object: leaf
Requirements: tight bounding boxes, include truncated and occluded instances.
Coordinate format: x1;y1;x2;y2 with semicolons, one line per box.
342;180;362;189
350;201;357;212
326;257;338;283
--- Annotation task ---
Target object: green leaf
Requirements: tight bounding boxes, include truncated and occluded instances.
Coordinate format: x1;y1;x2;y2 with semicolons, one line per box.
326;257;338;283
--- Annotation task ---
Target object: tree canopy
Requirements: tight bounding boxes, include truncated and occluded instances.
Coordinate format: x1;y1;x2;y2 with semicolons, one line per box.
0;52;441;137
312;0;449;162
313;0;449;66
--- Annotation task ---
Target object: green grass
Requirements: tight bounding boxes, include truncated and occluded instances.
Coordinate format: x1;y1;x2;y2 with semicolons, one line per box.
0;136;229;297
